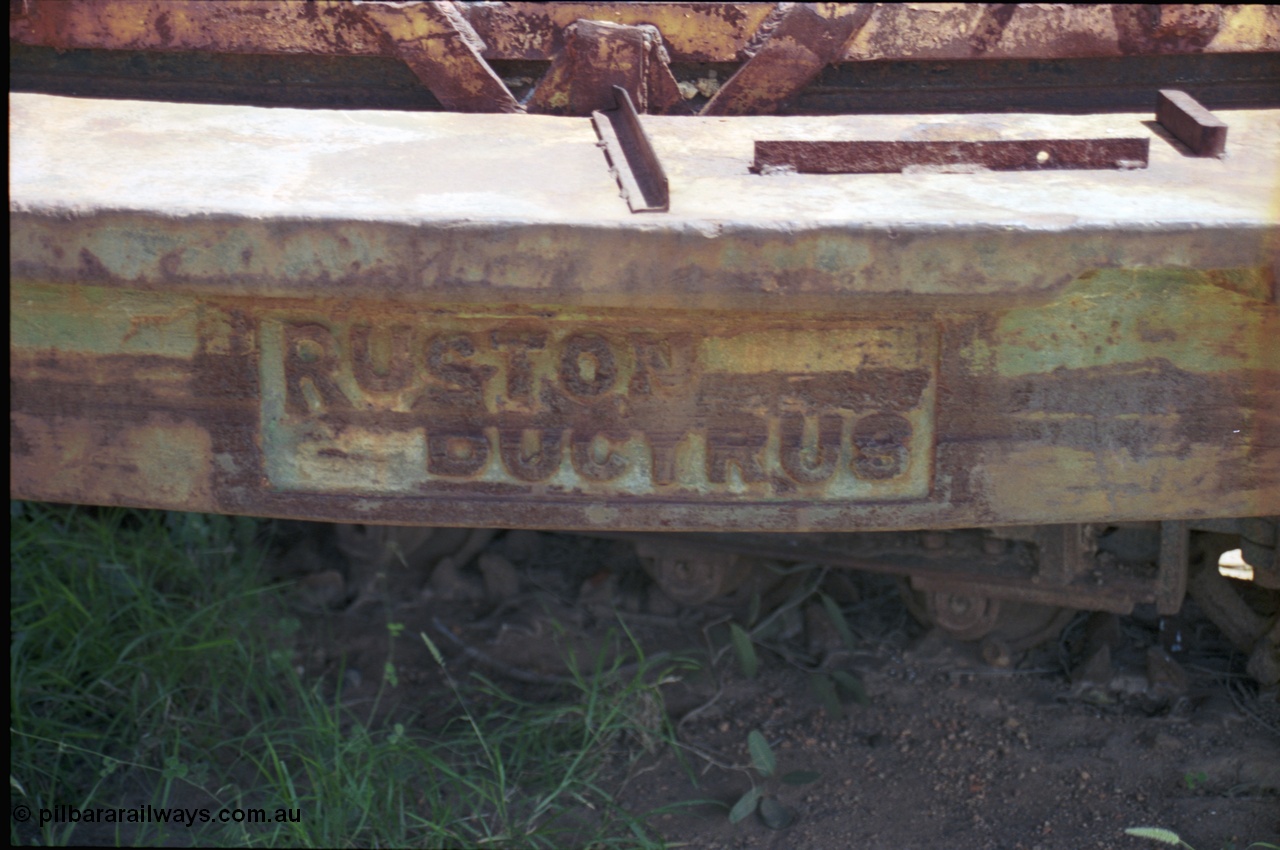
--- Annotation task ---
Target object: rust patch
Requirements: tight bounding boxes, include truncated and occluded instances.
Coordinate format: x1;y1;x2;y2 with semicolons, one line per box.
1113;4;1223;54
968;4;1018;55
528;18;681;115
753;138;1150;174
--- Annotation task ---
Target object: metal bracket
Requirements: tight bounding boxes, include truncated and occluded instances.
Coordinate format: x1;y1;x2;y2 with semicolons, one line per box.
591;85;669;213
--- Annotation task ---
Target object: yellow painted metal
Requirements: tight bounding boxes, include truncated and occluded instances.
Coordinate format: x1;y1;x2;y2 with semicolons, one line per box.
9;94;1280;529
11;266;1277;529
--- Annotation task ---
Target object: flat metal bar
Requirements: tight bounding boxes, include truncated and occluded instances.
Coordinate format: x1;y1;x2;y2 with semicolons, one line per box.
592;86;669;212
753;138;1150;174
1157;89;1228;157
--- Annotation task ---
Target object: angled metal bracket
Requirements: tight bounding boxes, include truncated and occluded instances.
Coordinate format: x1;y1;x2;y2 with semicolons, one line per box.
591;85;669;212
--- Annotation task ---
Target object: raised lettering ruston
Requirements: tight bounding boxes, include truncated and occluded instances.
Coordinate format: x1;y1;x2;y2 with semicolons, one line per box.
268;317;933;497
423;333;496;412
491;329;547;404
283;322;350;414
351;324;414;393
560;333;618;397
629;334;694;395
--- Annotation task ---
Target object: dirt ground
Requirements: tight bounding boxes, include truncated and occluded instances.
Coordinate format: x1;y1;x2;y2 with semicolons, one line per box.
272;524;1280;850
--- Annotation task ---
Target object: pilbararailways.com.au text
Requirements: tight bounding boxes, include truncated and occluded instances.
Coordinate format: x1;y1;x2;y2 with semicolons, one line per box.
23;804;301;828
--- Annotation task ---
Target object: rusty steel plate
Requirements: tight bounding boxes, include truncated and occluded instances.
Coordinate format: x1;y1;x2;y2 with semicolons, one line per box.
9;94;1280;531
752;138;1151;174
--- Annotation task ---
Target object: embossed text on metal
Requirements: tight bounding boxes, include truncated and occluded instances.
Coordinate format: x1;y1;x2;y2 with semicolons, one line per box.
260;313;938;502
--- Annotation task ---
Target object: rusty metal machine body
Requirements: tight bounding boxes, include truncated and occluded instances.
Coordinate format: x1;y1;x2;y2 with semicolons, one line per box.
9;3;1280;665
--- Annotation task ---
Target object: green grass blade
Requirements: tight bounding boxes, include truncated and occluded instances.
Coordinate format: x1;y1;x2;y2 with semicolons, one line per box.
1124;827;1188;846
820;592;857;652
729;623;758;679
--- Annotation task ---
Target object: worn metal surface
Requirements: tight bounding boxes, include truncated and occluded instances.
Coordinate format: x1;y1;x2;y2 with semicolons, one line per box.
753;137;1150;174
9;94;1280;531
9;3;1280;115
1157;89;1228;156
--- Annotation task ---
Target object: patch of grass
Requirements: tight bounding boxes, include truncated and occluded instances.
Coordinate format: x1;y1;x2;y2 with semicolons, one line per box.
10;502;685;847
11;502;277;845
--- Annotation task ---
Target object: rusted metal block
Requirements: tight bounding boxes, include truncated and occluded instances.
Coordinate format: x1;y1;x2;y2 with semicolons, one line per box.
1157;89;1228;156
528;19;682;116
9;95;1280;530
753;137;1150;174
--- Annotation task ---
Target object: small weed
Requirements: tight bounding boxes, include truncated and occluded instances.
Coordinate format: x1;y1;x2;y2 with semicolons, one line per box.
724;570;870;721
727;729;820;830
1184;770;1209;791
